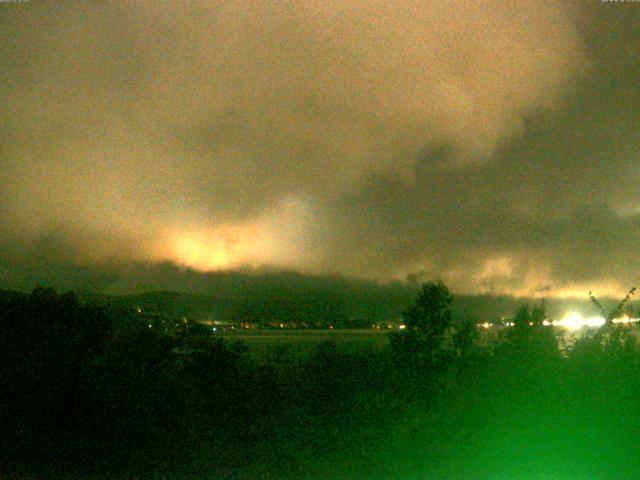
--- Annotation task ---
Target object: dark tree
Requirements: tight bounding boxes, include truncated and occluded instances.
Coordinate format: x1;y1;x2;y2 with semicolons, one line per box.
452;316;479;362
391;281;454;370
513;304;531;330
0;287;111;465
530;300;546;325
501;301;558;362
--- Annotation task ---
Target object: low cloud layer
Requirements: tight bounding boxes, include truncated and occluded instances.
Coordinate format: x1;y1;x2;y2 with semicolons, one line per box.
1;1;639;297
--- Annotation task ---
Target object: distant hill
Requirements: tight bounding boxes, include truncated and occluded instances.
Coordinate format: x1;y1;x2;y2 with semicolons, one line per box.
104;289;633;327
3;266;636;325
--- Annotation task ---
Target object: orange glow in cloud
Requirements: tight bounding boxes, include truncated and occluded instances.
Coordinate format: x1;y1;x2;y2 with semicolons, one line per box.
167;224;259;270
153;197;316;272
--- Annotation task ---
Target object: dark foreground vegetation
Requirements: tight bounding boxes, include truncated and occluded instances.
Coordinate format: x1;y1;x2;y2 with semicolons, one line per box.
2;283;640;479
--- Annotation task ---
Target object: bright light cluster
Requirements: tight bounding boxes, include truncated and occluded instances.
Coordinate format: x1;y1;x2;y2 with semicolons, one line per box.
612;314;638;325
551;312;639;330
477;312;640;331
554;312;605;330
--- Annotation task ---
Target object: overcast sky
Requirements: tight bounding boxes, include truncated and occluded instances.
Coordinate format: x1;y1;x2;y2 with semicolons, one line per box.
1;1;640;297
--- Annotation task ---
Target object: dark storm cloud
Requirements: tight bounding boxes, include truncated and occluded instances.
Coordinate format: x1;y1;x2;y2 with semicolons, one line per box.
309;5;640;295
0;0;638;296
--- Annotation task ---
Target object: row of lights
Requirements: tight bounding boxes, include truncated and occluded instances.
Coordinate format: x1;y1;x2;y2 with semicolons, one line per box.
478;312;640;331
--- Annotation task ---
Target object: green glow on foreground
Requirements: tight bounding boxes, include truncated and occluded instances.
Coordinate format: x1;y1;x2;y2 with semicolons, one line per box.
305;344;640;480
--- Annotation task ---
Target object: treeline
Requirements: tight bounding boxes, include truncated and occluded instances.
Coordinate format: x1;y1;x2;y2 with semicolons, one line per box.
0;287;400;477
2;284;640;478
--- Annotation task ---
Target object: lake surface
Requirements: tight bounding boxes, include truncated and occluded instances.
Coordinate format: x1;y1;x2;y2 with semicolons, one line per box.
217;325;640;358
219;328;391;358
